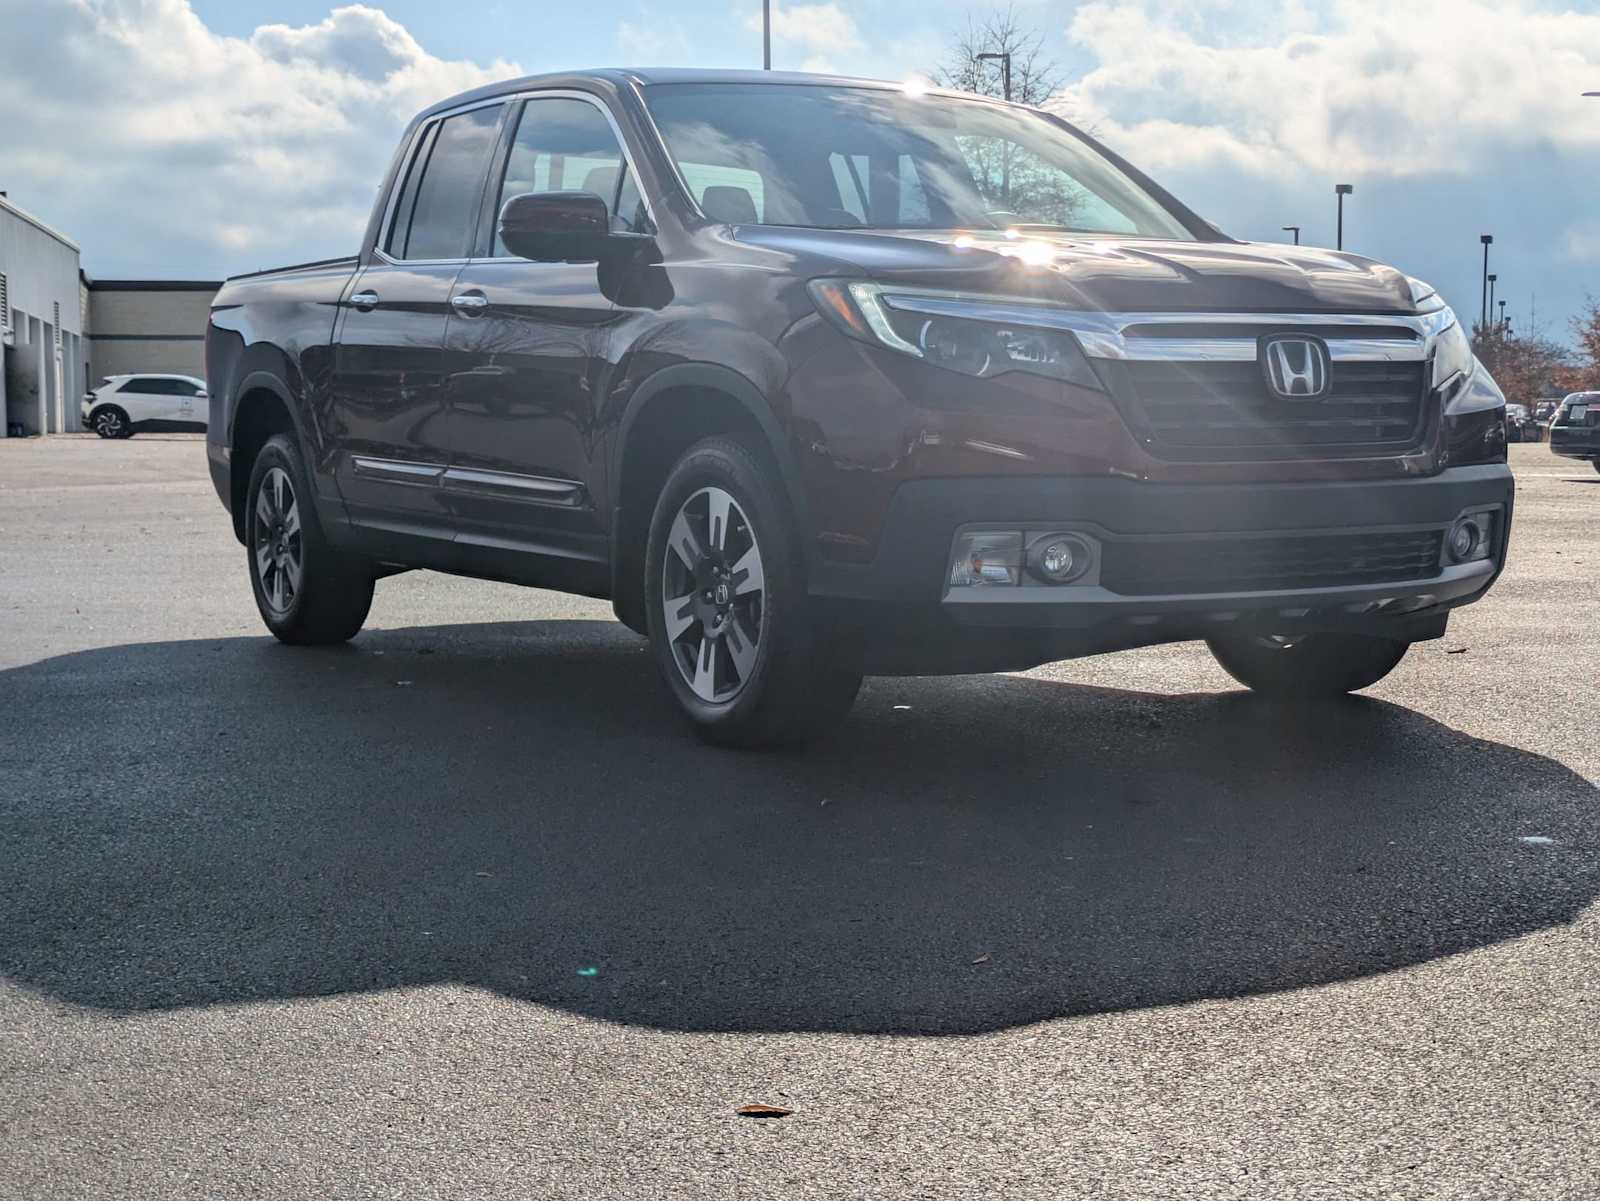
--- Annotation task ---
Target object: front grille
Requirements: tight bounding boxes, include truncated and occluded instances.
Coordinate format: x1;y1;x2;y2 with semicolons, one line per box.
1100;529;1445;596
1116;359;1428;461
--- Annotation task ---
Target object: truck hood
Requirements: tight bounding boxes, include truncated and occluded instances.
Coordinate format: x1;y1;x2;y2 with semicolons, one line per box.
735;227;1420;316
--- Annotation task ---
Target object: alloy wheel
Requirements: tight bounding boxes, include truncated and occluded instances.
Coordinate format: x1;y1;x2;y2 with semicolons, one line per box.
661;485;766;703
253;466;304;615
94;410;124;438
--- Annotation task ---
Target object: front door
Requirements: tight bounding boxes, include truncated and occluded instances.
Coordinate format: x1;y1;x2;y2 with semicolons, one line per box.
328;101;505;544
441;94;643;569
116;377;184;424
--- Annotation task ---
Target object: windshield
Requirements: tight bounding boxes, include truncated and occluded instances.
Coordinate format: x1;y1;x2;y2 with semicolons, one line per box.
643;83;1195;239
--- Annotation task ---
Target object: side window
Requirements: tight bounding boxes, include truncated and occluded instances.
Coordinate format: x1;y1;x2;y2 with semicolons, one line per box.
392;104;503;260
614;167;649;234
385;123;437;257
494;98;633;255
117;378;147;394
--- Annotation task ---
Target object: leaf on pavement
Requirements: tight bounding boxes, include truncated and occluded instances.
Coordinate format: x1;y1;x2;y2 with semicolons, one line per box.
736;1104;793;1118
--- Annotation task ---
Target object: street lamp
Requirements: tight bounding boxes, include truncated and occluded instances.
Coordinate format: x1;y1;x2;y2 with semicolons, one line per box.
1334;184;1353;250
1479;234;1493;330
1499;299;1507;330
762;0;771;69
1487;273;1497;321
976;51;1012;102
1282;225;1300;245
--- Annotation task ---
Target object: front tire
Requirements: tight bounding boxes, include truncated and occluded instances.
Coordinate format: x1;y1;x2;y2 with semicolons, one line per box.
92;406;132;439
1206;632;1410;698
644;435;861;748
246;433;374;645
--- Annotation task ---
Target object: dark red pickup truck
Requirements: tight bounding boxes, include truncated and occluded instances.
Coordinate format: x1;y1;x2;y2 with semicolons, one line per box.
205;69;1514;746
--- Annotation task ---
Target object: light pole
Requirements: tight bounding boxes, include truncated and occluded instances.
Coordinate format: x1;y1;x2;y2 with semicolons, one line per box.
1335;184;1353;250
1487;273;1497;322
1499;299;1507;331
1479;234;1493;330
976;51;1012;101
1282;225;1300;245
762;0;770;70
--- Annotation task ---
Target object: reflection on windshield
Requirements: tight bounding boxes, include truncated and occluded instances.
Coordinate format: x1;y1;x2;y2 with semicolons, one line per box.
644;83;1194;239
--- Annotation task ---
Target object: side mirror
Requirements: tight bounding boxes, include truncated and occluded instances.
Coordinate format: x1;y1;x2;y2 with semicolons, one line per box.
498;191;611;263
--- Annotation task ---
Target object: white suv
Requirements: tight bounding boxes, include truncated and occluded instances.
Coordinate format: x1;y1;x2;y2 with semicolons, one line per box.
83;374;209;439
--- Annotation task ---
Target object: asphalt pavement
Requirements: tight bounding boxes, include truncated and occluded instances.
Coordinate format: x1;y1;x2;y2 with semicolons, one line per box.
2;434;1596;1199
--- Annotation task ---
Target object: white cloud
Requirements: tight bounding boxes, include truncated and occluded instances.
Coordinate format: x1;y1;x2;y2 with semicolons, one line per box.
617;7;694;62
1046;0;1600;338
0;0;518;275
1053;0;1600;178
745;3;862;56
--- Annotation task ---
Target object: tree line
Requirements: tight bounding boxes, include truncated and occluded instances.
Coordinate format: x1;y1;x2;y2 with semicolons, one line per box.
1472;298;1600;404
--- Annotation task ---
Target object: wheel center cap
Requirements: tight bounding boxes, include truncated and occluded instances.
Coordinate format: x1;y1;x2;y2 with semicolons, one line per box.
713;581;731;606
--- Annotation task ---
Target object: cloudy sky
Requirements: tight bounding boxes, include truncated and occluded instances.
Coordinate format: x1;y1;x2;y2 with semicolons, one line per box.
2;0;1597;341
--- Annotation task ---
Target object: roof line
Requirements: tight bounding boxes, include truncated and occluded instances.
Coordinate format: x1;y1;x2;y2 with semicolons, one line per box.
0;194;81;254
87;279;223;291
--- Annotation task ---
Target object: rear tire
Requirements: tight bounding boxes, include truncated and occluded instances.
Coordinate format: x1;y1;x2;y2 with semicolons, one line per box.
1206;632;1410;698
246;433;374;645
644;434;861;748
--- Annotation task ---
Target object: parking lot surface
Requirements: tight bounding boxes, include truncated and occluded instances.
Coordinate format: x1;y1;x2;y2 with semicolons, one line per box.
2;435;1597;1199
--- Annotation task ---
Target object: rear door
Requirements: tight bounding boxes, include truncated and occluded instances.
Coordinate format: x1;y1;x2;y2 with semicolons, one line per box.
441;93;646;569
330;102;506;542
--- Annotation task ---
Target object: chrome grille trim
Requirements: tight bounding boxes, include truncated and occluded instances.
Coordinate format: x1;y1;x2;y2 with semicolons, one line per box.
874;291;1455;363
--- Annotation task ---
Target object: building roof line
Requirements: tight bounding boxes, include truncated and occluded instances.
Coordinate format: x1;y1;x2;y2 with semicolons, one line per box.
0;193;81;253
87;279;223;292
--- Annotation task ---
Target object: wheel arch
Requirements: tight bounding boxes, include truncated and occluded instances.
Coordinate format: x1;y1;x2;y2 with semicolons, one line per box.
609;362;808;634
227;372;303;544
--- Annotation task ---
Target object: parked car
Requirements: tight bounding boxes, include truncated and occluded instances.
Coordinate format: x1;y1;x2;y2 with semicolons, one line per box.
1549;392;1600;472
1535;400;1559;424
204;69;1514;746
1504;403;1532;442
84;374;209;438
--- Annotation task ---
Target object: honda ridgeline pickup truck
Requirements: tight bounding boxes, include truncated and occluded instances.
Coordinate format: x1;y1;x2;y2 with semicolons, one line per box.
205;70;1514;747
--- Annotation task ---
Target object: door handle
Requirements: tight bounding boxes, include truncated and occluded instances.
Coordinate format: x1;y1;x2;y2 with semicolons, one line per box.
450;291;489;315
349;290;380;311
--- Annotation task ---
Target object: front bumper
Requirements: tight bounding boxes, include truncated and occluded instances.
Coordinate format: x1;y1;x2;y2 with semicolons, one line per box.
810;465;1514;639
1550;424;1599;460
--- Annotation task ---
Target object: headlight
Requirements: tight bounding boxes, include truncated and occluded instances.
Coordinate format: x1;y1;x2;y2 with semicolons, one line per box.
1407;276;1446;314
808;280;1104;390
1406;276;1474;390
1432;318;1473;390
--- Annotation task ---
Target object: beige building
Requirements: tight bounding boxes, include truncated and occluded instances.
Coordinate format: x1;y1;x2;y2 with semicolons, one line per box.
87;280;219;386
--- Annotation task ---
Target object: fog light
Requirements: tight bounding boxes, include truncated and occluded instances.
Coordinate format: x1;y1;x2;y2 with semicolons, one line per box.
1445;512;1495;563
1447;520;1480;561
950;531;1022;587
1028;533;1094;585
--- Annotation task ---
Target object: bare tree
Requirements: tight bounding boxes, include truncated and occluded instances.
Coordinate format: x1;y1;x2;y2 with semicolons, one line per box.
1569;296;1600;391
931;4;1065;109
926;6;1081;225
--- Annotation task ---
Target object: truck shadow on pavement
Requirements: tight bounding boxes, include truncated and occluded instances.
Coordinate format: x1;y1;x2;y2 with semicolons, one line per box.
3;619;1596;1035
